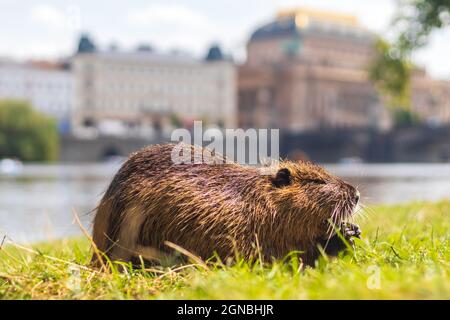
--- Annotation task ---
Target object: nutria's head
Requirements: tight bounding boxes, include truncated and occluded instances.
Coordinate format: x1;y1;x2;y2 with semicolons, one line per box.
269;161;360;240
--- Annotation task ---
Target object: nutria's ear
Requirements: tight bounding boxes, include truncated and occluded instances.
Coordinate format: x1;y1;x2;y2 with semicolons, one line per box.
271;168;291;187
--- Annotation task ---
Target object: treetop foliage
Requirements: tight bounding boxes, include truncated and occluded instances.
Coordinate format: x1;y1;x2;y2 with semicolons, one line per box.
0;99;59;162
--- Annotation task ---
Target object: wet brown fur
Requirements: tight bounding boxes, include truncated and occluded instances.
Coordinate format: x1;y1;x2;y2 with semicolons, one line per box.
92;143;359;267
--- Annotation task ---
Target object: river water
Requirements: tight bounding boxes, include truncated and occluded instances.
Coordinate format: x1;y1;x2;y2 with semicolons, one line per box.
1;163;449;243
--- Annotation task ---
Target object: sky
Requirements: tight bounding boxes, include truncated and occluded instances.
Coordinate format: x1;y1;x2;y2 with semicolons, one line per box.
1;0;449;80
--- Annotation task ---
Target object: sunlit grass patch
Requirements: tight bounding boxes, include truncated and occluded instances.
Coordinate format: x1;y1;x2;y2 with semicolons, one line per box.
0;201;448;299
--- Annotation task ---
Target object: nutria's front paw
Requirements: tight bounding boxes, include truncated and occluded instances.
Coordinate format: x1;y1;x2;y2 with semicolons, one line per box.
341;222;361;245
320;222;361;256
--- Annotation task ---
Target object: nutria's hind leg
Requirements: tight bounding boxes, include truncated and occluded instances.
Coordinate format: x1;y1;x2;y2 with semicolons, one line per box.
107;205;147;263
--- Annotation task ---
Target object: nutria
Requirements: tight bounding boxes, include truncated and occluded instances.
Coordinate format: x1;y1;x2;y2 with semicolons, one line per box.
91;143;361;267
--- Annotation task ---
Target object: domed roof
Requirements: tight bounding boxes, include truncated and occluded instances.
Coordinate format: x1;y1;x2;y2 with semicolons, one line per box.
77;34;96;53
249;9;374;43
205;45;224;61
250;17;298;41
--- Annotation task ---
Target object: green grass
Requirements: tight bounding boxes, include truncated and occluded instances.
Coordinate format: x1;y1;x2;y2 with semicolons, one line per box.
0;201;449;299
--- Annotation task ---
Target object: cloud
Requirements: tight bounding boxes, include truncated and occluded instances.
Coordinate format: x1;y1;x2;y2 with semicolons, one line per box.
128;3;213;31
414;28;450;80
126;3;216;53
30;4;68;29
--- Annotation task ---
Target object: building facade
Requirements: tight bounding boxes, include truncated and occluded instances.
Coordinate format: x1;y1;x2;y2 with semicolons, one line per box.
0;60;73;131
239;8;450;131
411;69;450;126
72;50;236;138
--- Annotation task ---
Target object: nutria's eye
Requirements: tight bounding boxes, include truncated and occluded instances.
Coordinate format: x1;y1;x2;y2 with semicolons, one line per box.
271;168;291;188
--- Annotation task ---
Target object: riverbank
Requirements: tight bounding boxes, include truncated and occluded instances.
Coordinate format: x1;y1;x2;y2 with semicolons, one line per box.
0;201;449;299
3;163;450;244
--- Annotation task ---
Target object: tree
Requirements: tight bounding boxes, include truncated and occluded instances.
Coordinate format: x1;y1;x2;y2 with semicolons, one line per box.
0;100;59;161
395;0;450;53
369;38;412;109
169;113;182;128
369;0;450;116
392;108;422;128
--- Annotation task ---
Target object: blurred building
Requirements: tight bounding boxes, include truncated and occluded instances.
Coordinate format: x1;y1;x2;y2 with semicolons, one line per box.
72;46;236;138
411;69;450;126
239;8;390;131
0;59;72;132
239;8;450;132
